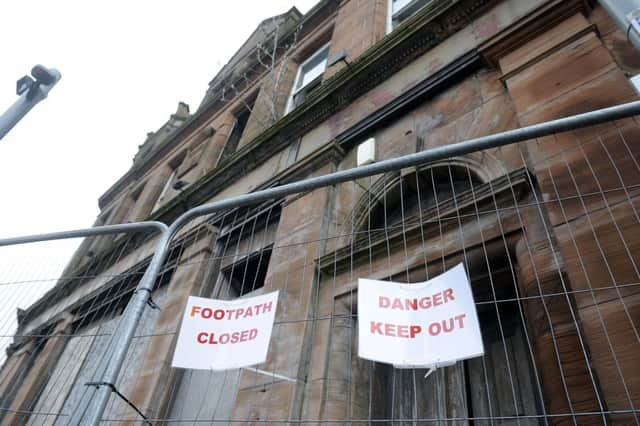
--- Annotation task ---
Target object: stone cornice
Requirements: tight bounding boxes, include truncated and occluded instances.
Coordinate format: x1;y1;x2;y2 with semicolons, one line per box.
317;168;531;274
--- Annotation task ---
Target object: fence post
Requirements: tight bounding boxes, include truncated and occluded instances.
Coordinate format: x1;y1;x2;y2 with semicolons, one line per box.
83;231;172;425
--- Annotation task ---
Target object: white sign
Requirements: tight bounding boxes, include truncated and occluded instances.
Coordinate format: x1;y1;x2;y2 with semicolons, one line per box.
171;291;278;370
358;263;483;367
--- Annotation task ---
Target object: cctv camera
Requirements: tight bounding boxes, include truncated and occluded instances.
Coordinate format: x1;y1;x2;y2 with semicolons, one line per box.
16;75;35;96
31;65;57;85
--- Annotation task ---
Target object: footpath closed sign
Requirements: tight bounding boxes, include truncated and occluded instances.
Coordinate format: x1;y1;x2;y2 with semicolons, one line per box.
172;291;278;370
358;264;483;367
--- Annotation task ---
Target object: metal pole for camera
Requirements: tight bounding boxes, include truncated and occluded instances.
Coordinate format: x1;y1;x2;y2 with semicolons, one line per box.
0;65;61;141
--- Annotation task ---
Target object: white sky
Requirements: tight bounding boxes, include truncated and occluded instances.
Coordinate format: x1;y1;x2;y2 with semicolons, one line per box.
0;0;317;338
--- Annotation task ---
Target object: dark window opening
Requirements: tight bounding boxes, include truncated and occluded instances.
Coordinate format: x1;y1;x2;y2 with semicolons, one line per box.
369;166;482;231
220;92;258;161
222;246;272;297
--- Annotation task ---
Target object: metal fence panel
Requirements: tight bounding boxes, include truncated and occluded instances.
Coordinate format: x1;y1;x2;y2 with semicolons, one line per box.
1;102;640;424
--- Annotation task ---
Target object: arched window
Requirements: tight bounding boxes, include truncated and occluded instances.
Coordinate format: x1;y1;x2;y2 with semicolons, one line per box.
368;165;482;231
348;163;483;238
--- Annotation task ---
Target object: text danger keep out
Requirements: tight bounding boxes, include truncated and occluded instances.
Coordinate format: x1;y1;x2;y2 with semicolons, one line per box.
370;288;467;339
190;300;273;345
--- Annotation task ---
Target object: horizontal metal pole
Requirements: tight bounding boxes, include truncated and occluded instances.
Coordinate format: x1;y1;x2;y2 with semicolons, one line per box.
0;221;168;247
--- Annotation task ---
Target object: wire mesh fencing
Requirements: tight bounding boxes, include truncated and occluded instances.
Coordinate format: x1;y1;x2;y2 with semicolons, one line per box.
0;225;172;425
0;107;640;425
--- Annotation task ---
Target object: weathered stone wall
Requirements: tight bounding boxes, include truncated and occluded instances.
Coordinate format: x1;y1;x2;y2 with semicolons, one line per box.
484;6;640;423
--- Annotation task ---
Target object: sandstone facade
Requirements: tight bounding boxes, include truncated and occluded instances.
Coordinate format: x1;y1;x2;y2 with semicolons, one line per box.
2;0;640;424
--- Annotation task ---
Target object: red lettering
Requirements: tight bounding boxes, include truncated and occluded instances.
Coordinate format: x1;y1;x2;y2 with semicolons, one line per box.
425;315;467;337
213;309;224;320
370;321;383;335
428;322;441;336
202;308;212;318
443;288;454;302
442;317;454;332
419;297;432;309
262;301;273;313
384;323;396;336
243;307;253;318
196;330;258;344
235;308;244;319
379;293;457;311
397;325;409;338
410;325;421;338
432;293;442;306
404;299;418;310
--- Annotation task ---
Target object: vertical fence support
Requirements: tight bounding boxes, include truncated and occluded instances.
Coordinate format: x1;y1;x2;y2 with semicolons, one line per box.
83;230;171;425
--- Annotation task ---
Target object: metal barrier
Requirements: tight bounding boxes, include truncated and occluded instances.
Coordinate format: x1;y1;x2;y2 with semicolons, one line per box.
2;100;640;424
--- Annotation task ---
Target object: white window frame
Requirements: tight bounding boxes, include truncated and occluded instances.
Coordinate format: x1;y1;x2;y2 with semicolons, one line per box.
285;43;331;114
387;0;433;33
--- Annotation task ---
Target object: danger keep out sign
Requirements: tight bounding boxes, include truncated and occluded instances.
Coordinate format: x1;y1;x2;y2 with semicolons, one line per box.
172;291;278;370
358;264;483;367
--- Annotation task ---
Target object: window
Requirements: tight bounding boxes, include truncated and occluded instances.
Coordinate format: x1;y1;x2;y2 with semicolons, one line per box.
153;169;177;211
152;150;187;211
219;92;258;161
388;0;433;32
214;203;281;299
221;246;272;297
285;44;330;113
367;166;481;232
167;204;280;423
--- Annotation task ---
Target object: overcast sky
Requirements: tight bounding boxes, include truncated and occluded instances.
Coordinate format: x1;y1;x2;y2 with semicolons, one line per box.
0;0;317;335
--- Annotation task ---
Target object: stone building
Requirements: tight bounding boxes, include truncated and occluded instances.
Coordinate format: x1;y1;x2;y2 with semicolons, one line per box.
1;0;640;424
